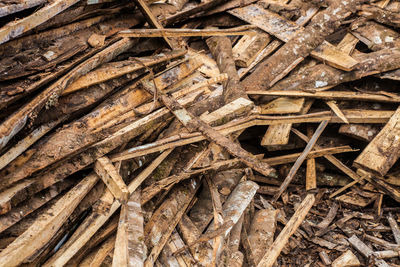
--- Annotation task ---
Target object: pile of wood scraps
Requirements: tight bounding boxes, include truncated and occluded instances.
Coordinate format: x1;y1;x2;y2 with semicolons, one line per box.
1;0;400;266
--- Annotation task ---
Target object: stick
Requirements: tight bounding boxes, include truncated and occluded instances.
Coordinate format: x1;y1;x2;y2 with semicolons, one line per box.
272;121;328;202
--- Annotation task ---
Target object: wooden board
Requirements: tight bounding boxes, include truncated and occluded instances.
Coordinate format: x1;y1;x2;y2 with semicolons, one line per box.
354;106;400;176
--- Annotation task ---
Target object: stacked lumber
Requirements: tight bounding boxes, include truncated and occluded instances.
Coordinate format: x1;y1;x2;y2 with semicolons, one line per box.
1;0;400;266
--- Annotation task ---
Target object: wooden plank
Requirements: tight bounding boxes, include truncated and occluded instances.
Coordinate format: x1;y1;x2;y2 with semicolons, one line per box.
336;33;359;55
339;124;380;142
229;4;302;42
354;106;400;176
118;25;256;38
259;97;305;114
272;120;328;202
0;0;80;44
232;29;271;68
261;124;292;147
248;90;400;102
310;41;358;71
0;118;62;171
348;235;390;267
95;157;129;203
63;50;186;95
0;173;98;267
132;0;176;49
325;100;349;124
112;189;145;267
257;194;315;267
241;0;360;91
0;0;46;17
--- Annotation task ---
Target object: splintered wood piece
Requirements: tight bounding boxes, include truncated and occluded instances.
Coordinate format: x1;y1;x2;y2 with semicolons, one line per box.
306;125;317;191
354;106;400;176
241;0;359;90
195;181;259;266
247;90;400;103
0;0;46;17
268;48;400;92
348;235;390;267
331;250;360;267
205;176;224;265
257;194;315;267
248;209;278;265
359;5;400;28
339;124;380;142
144;179;200;267
336;190;378;207
229;4;301;42
112;189;146;267
272;120;328;202
95;157;129;203
160;95;275;177
0;174;98;267
0;118;62;171
259;97;305;115
262;124;292;147
351;21;400;52
261;99;312;148
315;202;338;230
325;101;349;124
0;37;136;151
132;0;175;49
63;50;186;95
206;32;248;103
310;41;358;71
79;235;116;267
43;150;171;267
0;0;80;44
337;33;359;55
387;213;400;245
119;26;256;37
319;251;332;265
232;29;271;68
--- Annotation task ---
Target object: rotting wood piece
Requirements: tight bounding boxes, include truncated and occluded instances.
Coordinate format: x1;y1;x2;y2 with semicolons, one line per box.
257;194;315;267
0;0;81;44
358;4;400;28
0;173;98;267
112;189;146;267
241;0;361;91
267;48;400;92
272;120;328;202
95;157;129;204
354;106;400;176
0;37;137;151
159;94;275;177
206;32;248;103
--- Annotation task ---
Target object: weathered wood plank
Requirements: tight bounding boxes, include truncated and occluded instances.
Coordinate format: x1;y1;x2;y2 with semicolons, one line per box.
354;106;400;176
